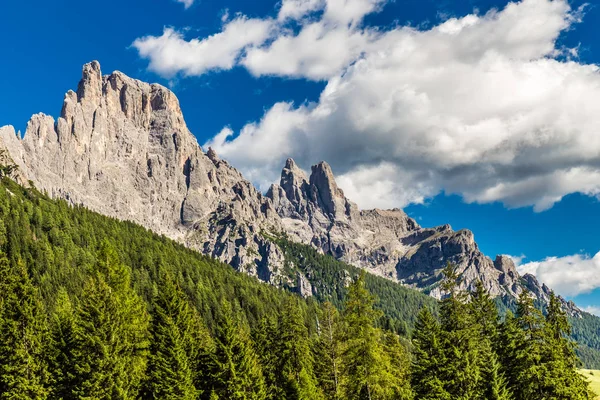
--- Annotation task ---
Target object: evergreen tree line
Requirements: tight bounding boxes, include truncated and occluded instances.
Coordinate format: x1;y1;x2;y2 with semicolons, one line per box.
412;264;594;400
0;179;597;399
0;243;414;399
1;247;596;399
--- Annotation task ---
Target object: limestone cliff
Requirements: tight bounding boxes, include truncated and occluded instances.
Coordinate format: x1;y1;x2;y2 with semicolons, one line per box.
0;61;578;312
0;61;285;282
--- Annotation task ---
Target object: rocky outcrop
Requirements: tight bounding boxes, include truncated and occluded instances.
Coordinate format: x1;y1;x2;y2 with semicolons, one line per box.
0;61;284;281
0;61;578;310
267;159;580;313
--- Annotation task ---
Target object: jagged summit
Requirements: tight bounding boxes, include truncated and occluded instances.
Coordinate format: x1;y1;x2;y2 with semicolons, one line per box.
0;62;578;313
0;61;283;279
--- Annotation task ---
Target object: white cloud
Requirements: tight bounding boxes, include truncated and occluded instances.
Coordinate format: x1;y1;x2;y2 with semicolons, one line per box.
278;0;325;21
132;17;274;77
138;0;600;212
175;0;195;9
583;305;600;316
517;252;600;297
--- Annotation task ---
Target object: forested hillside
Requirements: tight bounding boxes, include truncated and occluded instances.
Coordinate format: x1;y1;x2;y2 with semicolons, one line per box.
0;178;597;399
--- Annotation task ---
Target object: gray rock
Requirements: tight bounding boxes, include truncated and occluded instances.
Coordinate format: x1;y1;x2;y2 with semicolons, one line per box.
0;61;286;283
0;61;574;312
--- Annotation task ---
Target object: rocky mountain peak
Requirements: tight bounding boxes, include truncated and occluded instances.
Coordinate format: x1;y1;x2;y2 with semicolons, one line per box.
0;61;286;282
309;161;345;217
0;61;574;309
77;60;103;103
280;157;308;206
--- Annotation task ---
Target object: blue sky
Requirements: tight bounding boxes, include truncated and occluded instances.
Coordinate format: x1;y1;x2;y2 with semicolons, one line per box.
2;0;600;312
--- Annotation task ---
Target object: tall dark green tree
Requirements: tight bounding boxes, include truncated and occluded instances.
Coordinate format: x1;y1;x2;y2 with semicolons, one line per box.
253;317;282;400
513;290;546;400
70;242;150;400
277;297;323;400
210;300;266;400
340;271;395;400
411;308;450;400
539;292;592;399
469;281;512;400
437;263;481;399
497;311;526;397
313;302;342;400
48;288;78;400
0;256;50;400
381;332;413;400
146;271;212;400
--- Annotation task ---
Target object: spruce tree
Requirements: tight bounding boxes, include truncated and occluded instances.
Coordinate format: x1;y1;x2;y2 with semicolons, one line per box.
210;300;266;400
48;288;78;400
437;263;481;399
514;290;546;400
411;308;450;400
277;297;323;400
381;332;413;400
340;271;391;400
469;281;512;400
70;242;150;400
0;256;50;400
540;292;592;399
253;317;278;399
313;302;341;400
146;272;212;400
496;311;526;397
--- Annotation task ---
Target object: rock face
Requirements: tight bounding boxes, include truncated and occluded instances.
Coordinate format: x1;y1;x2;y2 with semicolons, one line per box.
267;160;523;299
0;61;578;312
0;61;285;282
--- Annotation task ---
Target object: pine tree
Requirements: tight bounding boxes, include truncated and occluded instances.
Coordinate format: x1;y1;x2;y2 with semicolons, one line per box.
496;311;526;397
253;316;283;400
340;271;391;400
70;242;150;400
513;290;546;400
48;288;78;400
469;281;512;400
277;297;323;400
313;302;341;400
539;292;593;399
437;263;481;399
411;308;450;400
210;300;266;400
0;256;50;400
146;272;212;400
381;332;413;400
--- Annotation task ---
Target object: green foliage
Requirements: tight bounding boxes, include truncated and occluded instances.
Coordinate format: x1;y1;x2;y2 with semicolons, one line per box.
69;243;150;399
146;271;211;399
277;297;323;400
340;272;410;400
0;178;595;399
0;255;50;399
313;302;342;400
273;237;437;335
411;308;450;400
209;300;266;400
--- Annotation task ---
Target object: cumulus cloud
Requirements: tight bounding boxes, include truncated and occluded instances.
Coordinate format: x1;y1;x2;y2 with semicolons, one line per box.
517;252;600;297
132;17;274;77
138;0;600;212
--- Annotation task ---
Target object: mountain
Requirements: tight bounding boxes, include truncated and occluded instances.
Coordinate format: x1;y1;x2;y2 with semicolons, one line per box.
0;61;581;314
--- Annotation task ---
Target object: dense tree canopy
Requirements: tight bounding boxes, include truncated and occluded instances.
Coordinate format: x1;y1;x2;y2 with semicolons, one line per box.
0;179;596;399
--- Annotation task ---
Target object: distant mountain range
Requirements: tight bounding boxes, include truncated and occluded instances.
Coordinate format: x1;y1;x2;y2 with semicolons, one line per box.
0;61;581;316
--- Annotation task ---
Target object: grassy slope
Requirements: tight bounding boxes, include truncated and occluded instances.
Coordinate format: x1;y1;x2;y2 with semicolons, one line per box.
580;370;600;399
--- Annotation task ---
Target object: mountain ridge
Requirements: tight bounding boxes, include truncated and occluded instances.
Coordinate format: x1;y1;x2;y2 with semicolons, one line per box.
0;61;581;315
